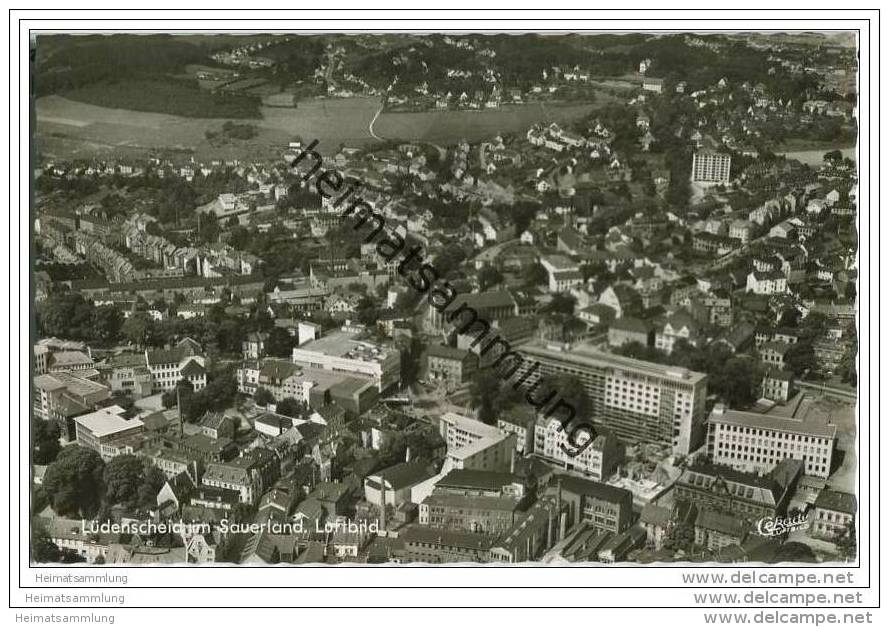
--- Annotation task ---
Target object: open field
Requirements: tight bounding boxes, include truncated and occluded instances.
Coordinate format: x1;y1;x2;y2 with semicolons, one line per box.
373;102;596;143
36;95;383;161
779;145;857;166
36;95;600;161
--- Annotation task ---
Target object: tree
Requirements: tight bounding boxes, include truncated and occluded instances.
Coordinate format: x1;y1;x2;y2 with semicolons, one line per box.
774;541;817;563
778;308;800;328
162;379;193;410
800;312;829;339
510;201;539;235
664;521;696;553
615;341;666;363
265;327;295;358
103;454;147;510
709;357;761;408
355;296;380;327
137;466;168;511
785;341;816;376
92;305;124;344
546;293;577;316
538;373;592;422
824;149;843;164
395;334;423;388
122;312;153;348
434;244;468;277
32;418;61;465
41;446;105;518
477;264;504;291
254;387;275;407
32;521;61;563
276;397;303;418
469;369;503;424
37;293;97;341
214;318;246;355
838;339;858;387
836;521;857;560
522;262;548;288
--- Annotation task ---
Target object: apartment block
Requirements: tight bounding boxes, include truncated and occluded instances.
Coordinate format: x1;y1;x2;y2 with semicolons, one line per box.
437;412;515;473
515;340;708;455
691;150;731;184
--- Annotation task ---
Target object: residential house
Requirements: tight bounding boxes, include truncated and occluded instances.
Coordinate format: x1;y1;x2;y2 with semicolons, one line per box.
810;489;856;541
497;406;538;455
655;310;701;354
746;271;788;295
761;369;794;403
694;508;748;551
759;341;792;369
426;344;478;385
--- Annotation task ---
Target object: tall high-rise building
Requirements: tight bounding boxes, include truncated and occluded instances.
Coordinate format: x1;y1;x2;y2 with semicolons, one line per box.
514;341;709;455
692;150;732;184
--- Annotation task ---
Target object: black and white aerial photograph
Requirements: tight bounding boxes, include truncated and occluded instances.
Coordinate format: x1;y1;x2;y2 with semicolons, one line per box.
29;28;861;568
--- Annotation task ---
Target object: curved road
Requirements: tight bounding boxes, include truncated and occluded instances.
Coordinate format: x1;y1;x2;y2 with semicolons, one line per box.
368;103;385;141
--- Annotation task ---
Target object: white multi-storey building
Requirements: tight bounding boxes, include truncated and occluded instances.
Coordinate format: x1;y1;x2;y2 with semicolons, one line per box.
539;254;584;294
291;331;400;392
691;150;732;185
145;338;207;393
706;397;837;479
515;341;709;456
746;270;788;295
533;417;623;481
438;412;515;473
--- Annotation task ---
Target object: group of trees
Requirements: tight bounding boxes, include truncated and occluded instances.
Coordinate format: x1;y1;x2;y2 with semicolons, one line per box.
32;419;62;465
253;388;303;418
161;367;239;423
38;290;296;357
476;265;504;291
32;521;85;563
35;34;207;95
37;448;167;537
37;293;124;346
470;368;591;426
64;77;262;119
39;447;107;518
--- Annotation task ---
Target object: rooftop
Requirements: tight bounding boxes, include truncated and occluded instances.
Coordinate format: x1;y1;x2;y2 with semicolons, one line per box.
679;459;803;507
436;469;523;492
518;340;708;384
554;474;633;505
422;492;521;511
448;290;517;312
368;461;436;491
33;371;108;397
610;316;651;334
695;508;747;537
815;489;857;515
294;331;395;363
401;524;496;550
709;396;837;439
427;343;472;361
49;350;94;368
74;406;143;438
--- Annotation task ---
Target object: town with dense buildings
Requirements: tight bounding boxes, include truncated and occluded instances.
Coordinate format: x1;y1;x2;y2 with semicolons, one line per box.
30;31;858;565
